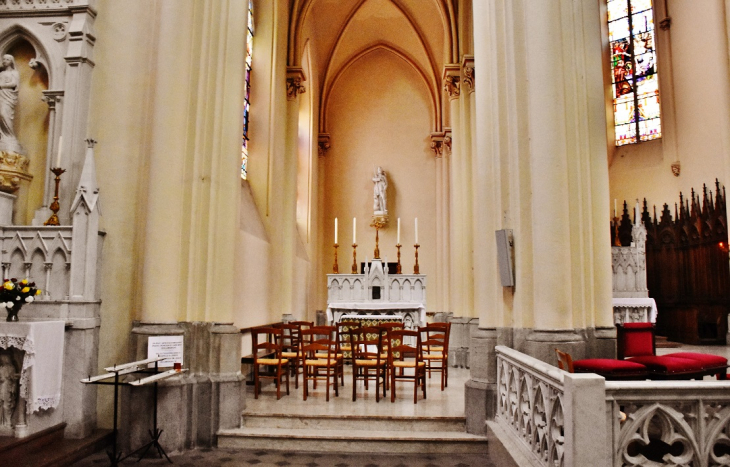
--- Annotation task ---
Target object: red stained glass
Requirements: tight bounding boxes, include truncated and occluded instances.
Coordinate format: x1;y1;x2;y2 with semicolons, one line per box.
608;0;661;146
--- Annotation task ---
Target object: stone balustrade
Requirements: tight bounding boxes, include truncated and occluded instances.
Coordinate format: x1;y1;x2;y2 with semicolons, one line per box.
493;345;730;466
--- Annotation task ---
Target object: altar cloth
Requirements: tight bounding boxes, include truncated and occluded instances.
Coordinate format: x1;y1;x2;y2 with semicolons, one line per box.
0;320;65;413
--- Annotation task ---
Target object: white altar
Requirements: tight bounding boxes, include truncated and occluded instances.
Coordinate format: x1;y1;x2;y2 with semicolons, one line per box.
612;204;656;324
327;258;426;331
0;320;65;438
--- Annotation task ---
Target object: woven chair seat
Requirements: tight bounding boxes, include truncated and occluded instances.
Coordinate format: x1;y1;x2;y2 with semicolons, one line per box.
315;352;343;358
392;361;426;368
423;353;443;359
355;359;385;367
257;358;289;365
281;351;301;358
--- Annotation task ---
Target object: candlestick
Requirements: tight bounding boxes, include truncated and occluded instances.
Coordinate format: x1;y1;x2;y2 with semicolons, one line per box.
613;216;621;247
335;217;338;244
415;218;418;244
374;226;380;259
44;167;66;226
353;217;357;244
55;136;63;167
413;243;420;274
396;243;402;274
352;243;358;274
333;243;339;273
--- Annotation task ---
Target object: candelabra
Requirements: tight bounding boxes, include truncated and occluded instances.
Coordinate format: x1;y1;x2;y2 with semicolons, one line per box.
613;216;621;246
413;243;420;274
333;243;339;273
44;167;66;226
351;243;358;274
396;243;402;274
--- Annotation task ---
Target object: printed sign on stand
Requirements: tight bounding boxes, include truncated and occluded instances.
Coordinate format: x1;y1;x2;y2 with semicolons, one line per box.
147;335;184;368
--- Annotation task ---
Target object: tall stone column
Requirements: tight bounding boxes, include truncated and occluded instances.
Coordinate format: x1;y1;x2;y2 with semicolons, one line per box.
129;0;246;451
445;65;472;319
268;67;305;318
467;0;613;434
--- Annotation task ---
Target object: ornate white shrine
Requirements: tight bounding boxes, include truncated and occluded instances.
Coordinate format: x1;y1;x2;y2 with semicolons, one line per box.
326;258;426;329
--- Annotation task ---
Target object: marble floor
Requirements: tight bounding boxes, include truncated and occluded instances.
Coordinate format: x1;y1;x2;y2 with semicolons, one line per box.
244;365;469;418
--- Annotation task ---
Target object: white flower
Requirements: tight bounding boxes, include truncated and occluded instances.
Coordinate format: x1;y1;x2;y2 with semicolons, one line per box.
4;302;10;307
0;302;6;308
25;296;33;303
15;296;20;300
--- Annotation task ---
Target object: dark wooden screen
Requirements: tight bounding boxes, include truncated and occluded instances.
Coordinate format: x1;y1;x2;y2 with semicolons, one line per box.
612;180;730;344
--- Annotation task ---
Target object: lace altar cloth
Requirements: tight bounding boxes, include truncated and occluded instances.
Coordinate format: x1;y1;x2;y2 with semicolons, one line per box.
0;320;65;413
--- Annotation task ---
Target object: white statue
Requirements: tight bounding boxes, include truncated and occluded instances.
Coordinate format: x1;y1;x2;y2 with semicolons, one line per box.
0;54;21;153
0;353;18;428
372;166;388;214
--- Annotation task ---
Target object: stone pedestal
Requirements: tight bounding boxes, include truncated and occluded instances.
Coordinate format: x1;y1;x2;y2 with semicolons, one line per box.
121;322;245;453
0;191;15;225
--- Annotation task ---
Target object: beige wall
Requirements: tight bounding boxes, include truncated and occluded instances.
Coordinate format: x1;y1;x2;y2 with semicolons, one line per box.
320;48;437;310
609;1;730;213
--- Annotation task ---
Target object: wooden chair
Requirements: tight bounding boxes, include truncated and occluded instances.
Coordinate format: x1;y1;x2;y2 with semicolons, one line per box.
273;322;303;389
251;326;290;399
386;329;426;404
301;326;341;401
337;320;360;365
349;326;387;402
420;323;450;390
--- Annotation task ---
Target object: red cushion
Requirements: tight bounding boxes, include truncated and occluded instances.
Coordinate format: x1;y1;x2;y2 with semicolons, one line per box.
628;356;704;374
665;352;728;369
621;323;654;357
573;358;647;375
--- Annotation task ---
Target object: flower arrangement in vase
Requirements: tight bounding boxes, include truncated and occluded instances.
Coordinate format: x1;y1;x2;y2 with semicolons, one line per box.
1;278;41;322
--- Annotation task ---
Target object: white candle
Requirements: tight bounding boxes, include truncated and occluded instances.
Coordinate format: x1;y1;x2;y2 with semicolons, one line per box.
415;218;418;244
334;217;338;244
353;217;356;244
397;218;401;244
614;199;617;217
55;136;63;167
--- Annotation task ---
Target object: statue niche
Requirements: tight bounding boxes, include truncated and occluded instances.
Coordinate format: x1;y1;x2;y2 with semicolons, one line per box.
0;52;31;194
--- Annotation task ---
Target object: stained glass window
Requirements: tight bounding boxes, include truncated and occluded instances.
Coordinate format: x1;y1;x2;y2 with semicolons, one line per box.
241;0;253;179
608;0;661;146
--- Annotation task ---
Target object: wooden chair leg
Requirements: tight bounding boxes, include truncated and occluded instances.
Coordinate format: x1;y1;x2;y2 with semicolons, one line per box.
303;364;308;401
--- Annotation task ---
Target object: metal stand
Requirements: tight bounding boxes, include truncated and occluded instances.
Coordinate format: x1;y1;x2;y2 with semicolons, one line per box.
81;357;185;466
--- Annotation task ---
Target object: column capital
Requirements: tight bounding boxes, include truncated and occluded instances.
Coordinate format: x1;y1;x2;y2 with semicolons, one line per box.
443;65;461;100
461;55;475;94
443;129;452;155
318;133;331;157
42;90;64;109
286;67;307;101
430;132;444;158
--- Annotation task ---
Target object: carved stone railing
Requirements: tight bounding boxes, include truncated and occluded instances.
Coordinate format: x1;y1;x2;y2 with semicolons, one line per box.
606;380;730;467
494;346;730;467
612;217;648;298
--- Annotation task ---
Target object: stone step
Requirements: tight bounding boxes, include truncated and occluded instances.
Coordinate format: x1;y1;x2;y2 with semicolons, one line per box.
241;412;467;432
0;425;112;467
217;426;488;454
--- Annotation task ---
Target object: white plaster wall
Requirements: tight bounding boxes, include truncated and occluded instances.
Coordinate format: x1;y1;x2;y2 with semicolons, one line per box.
321;48;437;310
609;1;730;211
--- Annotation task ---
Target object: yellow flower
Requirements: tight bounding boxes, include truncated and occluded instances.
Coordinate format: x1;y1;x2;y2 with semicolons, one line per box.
20;279;27;285
3;281;13;290
21;287;29;293
35;290;41;295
